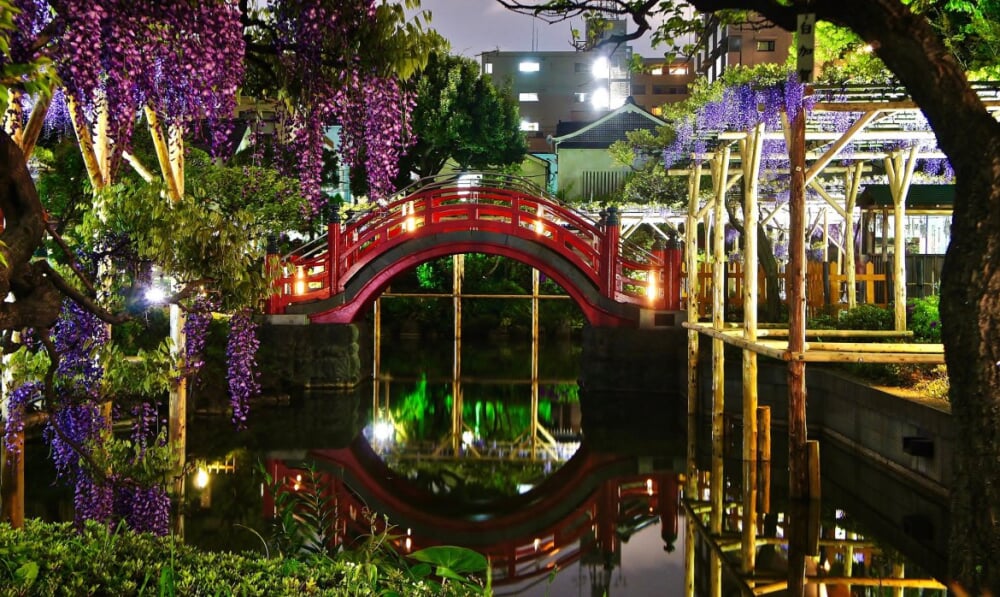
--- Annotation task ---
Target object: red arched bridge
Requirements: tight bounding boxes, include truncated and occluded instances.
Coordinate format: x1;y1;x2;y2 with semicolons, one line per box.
266;173;683;326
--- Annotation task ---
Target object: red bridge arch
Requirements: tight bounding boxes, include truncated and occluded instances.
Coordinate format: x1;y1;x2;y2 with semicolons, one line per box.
267;173;681;326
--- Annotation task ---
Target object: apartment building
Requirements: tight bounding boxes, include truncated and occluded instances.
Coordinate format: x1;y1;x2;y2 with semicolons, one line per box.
696;15;793;81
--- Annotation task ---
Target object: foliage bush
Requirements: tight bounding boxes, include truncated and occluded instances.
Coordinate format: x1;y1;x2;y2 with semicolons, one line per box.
834;304;894;331
0;519;487;596
908;295;942;343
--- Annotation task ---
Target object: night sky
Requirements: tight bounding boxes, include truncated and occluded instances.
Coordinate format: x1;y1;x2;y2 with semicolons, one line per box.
413;0;660;57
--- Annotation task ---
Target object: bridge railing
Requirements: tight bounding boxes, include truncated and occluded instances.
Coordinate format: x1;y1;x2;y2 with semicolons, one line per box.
268;172;670;314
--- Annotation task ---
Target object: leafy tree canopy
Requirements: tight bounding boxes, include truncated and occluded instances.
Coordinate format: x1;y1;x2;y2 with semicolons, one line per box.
399;51;527;182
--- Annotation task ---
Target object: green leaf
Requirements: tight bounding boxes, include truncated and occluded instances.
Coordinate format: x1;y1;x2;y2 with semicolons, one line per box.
14;561;39;587
408;546;487;574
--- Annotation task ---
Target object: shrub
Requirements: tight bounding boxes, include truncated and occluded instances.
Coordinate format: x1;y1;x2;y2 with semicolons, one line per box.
908;295;942;343
0;519;486;596
836;304;893;330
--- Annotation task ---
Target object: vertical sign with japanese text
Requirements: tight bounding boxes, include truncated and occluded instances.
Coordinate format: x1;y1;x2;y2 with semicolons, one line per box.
797;13;816;83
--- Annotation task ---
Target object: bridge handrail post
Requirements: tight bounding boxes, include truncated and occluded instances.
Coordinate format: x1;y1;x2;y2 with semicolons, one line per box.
600;207;620;298
327;204;341;294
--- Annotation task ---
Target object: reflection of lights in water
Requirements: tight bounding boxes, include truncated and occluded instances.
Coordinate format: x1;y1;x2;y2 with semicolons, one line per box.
373;421;394;442
194;468;210;490
405;528;412;552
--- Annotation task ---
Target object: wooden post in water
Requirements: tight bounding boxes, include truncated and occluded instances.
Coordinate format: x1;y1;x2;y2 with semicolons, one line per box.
451;254;464;455
786;94;809;597
530;268;540;459
684;162;703;597
741;124;764;578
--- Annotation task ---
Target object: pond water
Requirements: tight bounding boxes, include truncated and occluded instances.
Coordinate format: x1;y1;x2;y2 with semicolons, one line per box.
24;324;950;596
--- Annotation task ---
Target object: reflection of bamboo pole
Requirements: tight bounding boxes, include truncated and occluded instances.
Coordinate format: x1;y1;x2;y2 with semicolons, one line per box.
684;163;702;597
757;407;771;514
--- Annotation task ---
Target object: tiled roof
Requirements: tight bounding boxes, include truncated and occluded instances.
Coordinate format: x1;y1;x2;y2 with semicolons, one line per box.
552;102;665;149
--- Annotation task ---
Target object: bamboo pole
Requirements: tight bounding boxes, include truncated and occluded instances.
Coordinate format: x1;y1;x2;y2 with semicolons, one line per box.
885;146;918;331
145;106;183;203
168;123;185;199
684;162;702;597
19;92;51;160
169;304;187;537
741;124;764;577
66;95;106;190
845;162;864;308
710;145;730;597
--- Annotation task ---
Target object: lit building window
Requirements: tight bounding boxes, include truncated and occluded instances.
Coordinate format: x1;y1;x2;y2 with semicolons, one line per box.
518;60;540;72
668;64;689;75
484;62;493;74
520;120;540;131
650;67;664;76
519;92;539;102
756;39;776;52
574;92;588;103
651;106;663;116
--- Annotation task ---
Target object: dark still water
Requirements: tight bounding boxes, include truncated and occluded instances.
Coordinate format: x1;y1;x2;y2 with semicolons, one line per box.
24;331;950;596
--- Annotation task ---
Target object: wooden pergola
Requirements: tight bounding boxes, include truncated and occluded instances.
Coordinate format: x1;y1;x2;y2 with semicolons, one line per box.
674;83;1000;597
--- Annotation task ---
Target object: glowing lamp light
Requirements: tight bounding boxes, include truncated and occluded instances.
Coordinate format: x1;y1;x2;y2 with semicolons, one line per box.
646;273;658;303
194;467;210;490
373;421;394;442
292;474;302;492
534;205;544;235
294;266;306;295
646;478;654;496
591;88;610;110
144;286;167;304
591;56;609;79
533;538;541;552
461;430;474;446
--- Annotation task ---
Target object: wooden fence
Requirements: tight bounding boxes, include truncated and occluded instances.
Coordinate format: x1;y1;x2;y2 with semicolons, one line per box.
682;260;889;319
